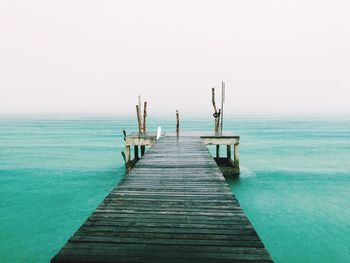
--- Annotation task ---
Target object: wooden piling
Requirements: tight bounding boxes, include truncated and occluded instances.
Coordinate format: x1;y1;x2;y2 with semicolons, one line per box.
134;146;139;159
140;101;147;155
122;130;127;140
220;81;225;133
211;88;221;133
227;144;231;159
234;142;239;171
212;88;218;132
143;101;147;133
211;88;217;113
121;151;126;162
216;109;221;134
136;105;142;133
176;110;179;134
216;145;220;158
125;146;131;171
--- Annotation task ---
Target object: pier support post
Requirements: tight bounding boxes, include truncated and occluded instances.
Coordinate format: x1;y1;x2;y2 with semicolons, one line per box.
233;143;239;173
141;146;145;156
227;145;231;159
176;110;180;136
125;146;131;172
216;145;220;158
134;146;139;160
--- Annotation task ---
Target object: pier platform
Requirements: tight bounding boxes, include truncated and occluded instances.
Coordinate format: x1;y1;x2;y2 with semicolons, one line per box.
51;135;272;263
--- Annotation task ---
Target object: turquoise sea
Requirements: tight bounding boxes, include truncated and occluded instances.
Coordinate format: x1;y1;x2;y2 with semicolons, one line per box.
0;115;349;262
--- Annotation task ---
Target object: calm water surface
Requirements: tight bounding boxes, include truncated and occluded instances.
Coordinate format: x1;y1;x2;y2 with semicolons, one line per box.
0;115;349;262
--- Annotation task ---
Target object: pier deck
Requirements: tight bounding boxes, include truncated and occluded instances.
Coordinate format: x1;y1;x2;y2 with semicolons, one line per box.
52;135;272;263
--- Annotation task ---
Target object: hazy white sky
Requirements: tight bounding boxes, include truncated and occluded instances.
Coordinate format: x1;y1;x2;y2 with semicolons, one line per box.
0;0;349;116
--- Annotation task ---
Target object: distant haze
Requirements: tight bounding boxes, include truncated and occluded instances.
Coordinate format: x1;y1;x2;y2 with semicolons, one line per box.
1;0;349;116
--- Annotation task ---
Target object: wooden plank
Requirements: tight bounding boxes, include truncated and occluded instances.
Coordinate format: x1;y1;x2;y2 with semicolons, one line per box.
51;135;272;263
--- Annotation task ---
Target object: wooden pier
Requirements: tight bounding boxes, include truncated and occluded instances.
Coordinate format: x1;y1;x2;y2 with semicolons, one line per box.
52;135;272;263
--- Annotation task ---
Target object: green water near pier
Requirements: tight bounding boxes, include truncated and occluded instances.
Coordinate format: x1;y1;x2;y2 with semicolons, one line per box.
0;116;349;262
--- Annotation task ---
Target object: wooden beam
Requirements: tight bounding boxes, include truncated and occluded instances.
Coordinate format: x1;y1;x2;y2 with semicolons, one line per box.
201;137;239;145
125;137;157;147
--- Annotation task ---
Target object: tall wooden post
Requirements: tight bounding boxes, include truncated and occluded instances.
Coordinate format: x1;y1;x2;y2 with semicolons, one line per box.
141;101;147;156
221;81;225;133
136;105;142;133
176;110;179;135
216;109;221;133
143;101;147;133
138;95;142;129
212;88;220;133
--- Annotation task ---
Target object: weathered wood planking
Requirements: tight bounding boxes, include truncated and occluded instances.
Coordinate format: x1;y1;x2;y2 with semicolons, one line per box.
51;136;273;263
